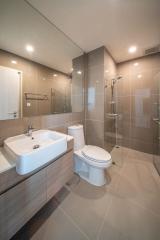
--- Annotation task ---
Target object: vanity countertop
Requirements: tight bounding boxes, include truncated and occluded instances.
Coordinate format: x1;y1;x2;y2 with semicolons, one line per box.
0;147;16;174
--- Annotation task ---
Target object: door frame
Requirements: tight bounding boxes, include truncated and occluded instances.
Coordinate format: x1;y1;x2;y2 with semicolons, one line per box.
0;65;23;119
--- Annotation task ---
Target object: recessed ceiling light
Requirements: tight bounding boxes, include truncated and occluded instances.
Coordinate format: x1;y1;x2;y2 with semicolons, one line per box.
128;46;137;53
134;62;139;66
11;60;17;64
77;70;82;75
26;44;34;52
137;74;142;78
105;69;109;73
53;74;58;77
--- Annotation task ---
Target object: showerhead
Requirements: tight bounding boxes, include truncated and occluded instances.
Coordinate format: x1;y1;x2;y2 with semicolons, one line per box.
114;75;122;82
111;75;122;87
105;75;123;89
117;75;122;80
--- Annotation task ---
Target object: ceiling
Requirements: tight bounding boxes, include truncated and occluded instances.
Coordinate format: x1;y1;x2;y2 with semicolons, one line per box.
0;0;83;74
28;0;160;63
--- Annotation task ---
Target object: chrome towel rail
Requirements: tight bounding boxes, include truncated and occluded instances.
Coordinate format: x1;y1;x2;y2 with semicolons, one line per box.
24;92;48;101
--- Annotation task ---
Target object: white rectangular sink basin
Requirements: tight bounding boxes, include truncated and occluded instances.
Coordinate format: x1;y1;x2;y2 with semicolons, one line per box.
4;130;67;175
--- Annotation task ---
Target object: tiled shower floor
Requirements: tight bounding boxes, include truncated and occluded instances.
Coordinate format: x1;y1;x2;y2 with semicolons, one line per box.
12;147;160;240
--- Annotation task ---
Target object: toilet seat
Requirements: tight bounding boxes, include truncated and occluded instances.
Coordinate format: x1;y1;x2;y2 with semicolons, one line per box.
74;145;112;186
81;145;111;163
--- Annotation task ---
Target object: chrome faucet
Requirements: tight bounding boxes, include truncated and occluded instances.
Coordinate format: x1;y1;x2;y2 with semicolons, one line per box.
26;124;34;137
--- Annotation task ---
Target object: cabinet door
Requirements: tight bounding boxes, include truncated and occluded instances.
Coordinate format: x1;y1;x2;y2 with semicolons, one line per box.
0;169;46;240
47;151;73;201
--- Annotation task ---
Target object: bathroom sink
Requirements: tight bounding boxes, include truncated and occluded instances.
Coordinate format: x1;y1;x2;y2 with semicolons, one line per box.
4;130;67;175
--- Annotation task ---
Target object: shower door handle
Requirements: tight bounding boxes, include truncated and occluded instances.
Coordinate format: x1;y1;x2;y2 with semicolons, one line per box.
153;118;160;124
8;111;17;117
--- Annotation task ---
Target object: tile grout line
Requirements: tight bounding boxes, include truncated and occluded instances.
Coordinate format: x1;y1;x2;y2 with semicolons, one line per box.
116;156;160;219
96;195;112;240
96;163;125;240
127;195;160;220
58;205;90;240
117;165;160;218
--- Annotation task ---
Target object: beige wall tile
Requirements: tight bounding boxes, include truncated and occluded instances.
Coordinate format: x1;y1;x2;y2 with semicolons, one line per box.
0;112;83;146
117;53;160;154
86;120;104;147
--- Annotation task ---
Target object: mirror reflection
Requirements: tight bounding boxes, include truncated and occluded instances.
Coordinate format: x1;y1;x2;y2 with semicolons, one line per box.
0;0;84;120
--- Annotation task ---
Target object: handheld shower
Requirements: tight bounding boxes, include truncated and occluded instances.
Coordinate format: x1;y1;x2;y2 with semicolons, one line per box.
111;75;122;87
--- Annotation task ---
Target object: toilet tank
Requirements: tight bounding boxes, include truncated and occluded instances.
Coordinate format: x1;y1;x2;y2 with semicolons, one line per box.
68;125;85;151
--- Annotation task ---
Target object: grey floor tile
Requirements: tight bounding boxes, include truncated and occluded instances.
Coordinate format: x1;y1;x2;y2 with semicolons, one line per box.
31;206;88;240
99;195;160;240
99;223;129;240
59;179;113;239
123;147;153;163
116;160;160;216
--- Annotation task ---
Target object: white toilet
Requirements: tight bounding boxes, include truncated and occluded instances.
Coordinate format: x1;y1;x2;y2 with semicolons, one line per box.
68;125;112;186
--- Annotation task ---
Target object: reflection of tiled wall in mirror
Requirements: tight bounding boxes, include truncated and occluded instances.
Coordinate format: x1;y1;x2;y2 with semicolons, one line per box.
0;49;72;117
72;55;84;113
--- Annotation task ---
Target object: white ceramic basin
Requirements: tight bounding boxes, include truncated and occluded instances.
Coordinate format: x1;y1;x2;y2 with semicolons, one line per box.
4;130;67;175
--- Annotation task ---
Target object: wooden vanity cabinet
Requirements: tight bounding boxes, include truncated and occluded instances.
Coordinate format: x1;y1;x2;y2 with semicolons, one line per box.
46;151;73;201
0;150;73;240
0;169;46;239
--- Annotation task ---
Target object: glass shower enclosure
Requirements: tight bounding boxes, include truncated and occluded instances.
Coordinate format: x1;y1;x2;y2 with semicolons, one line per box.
104;75;124;166
153;76;160;174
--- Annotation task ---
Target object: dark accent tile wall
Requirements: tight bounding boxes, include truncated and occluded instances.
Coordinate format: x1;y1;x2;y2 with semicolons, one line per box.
85;47;105;148
85;47;117;150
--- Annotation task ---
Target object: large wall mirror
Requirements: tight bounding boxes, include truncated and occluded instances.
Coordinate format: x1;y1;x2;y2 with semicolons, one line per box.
0;0;84;120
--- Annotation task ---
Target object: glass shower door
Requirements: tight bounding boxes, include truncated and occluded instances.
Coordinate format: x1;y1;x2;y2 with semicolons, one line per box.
104;76;124;167
153;72;160;174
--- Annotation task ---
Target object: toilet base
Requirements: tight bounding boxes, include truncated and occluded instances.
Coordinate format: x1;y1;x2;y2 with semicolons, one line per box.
74;156;107;186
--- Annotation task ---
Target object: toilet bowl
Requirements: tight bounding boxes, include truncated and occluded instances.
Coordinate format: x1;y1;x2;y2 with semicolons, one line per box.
68;125;112;186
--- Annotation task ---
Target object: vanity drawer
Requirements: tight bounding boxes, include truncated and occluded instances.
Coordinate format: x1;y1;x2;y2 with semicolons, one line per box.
46;150;73;201
0;169;46;240
0;167;30;195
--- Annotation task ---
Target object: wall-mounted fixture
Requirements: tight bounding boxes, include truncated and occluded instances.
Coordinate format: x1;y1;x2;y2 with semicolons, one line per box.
24;92;48;101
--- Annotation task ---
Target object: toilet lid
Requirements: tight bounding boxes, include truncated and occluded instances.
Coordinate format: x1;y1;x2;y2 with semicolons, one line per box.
82;145;111;163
